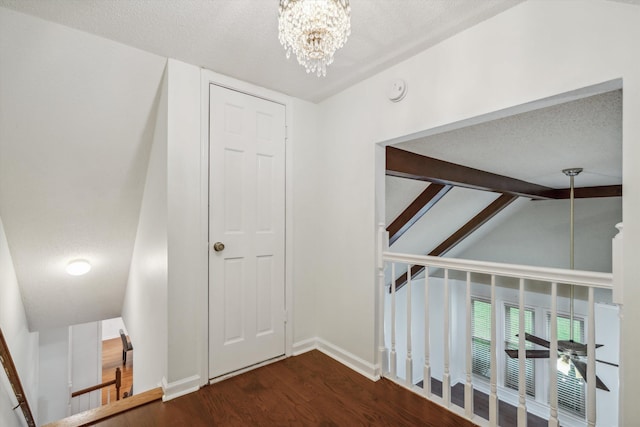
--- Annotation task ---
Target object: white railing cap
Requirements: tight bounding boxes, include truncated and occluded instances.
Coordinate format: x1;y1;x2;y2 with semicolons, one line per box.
383;251;613;289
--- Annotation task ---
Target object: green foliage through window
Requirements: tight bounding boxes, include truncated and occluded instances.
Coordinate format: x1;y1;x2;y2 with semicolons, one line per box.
472;300;491;379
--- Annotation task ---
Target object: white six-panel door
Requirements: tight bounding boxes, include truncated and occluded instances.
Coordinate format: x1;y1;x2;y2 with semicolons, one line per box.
208;84;286;379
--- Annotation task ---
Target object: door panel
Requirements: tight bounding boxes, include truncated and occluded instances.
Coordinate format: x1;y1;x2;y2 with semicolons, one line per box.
208;85;286;379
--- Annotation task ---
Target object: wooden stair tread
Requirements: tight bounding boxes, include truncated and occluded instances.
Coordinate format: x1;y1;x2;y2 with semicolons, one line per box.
43;387;163;427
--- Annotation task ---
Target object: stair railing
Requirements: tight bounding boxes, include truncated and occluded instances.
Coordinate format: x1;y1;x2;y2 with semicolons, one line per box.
0;327;37;427
377;223;619;427
71;367;121;403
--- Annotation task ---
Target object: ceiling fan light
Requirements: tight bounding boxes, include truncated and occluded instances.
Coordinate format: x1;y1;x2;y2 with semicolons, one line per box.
557;355;571;375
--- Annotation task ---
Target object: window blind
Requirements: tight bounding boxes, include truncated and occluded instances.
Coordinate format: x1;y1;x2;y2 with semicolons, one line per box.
472;299;491;379
548;314;586;417
504;305;535;397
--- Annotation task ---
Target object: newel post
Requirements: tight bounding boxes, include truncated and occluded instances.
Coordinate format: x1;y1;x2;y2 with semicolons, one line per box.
377;223;389;377
612;222;624;304
115;367;122;401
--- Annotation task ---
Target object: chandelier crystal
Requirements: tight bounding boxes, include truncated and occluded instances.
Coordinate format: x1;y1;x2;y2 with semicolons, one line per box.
278;0;351;77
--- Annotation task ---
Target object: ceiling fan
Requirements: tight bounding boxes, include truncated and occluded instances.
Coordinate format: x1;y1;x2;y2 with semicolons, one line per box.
504;168;618;392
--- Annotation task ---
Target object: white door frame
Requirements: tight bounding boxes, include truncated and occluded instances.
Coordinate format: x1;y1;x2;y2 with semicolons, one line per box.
199;69;294;386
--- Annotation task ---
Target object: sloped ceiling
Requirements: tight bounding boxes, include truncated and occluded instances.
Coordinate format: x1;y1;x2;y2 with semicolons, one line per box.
0;0;523;103
0;8;166;331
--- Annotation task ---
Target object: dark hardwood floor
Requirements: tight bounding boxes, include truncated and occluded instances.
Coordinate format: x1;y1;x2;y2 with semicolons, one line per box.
96;350;477;426
417;378;547;427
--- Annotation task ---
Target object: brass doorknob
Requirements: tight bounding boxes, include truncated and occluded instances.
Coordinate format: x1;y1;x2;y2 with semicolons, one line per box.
213;242;225;252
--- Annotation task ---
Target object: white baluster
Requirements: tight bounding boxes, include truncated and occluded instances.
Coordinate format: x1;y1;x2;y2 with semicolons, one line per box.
518;278;527;427
443;269;451;407
378;224;388;376
378;263;387;376
489;274;498;426
587;287;596;427
549;282;559;427
465;271;474;419
391;263;397;380
612;223;623;305
423;267;431;397
406;264;413;387
107;388;111;404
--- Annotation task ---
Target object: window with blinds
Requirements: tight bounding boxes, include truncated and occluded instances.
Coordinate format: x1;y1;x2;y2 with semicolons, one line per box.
472;299;491;379
548;314;586;417
504;305;535;397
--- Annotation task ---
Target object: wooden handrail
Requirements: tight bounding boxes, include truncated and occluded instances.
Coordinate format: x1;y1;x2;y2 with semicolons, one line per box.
44;387;163;427
0;327;36;427
71;367;121;400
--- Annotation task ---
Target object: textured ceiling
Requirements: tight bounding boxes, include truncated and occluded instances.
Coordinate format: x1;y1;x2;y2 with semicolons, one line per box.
397;90;622;189
0;0;523;103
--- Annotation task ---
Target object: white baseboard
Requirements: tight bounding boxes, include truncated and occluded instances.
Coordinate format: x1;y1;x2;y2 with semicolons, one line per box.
316;338;379;381
292;337;317;356
160;339;377;402
161;374;201;402
292;337;379;381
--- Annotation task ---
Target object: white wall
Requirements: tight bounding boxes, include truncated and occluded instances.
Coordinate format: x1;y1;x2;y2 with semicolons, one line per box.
291;98;321;345
69;322;101;414
0;217;39;427
456;197;622;273
101;317;127;341
37;328;67;426
37;322;103;425
165;58;205;392
304;0;640;421
121;66;169;394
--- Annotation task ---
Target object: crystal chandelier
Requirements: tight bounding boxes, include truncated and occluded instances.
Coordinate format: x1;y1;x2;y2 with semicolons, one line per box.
278;0;351;77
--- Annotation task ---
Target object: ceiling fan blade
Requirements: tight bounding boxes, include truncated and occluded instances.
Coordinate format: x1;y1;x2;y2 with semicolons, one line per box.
517;333;550;349
572;360;610;392
505;349;550;359
596;359;619;368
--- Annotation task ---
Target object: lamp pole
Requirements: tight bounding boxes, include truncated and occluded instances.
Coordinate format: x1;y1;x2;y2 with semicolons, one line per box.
562;168;582;342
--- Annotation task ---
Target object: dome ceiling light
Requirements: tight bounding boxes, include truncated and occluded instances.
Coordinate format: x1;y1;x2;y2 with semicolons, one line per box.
66;259;91;276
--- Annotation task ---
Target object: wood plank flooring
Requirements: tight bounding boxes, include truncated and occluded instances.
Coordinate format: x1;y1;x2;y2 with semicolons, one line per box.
418;378;547;427
101;337;133;404
96;350;477;426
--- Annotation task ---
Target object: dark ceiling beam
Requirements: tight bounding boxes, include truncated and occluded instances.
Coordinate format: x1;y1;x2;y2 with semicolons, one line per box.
535;185;622;200
386;146;555;200
387;184;452;245
430;194;518;256
391;194;518;291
